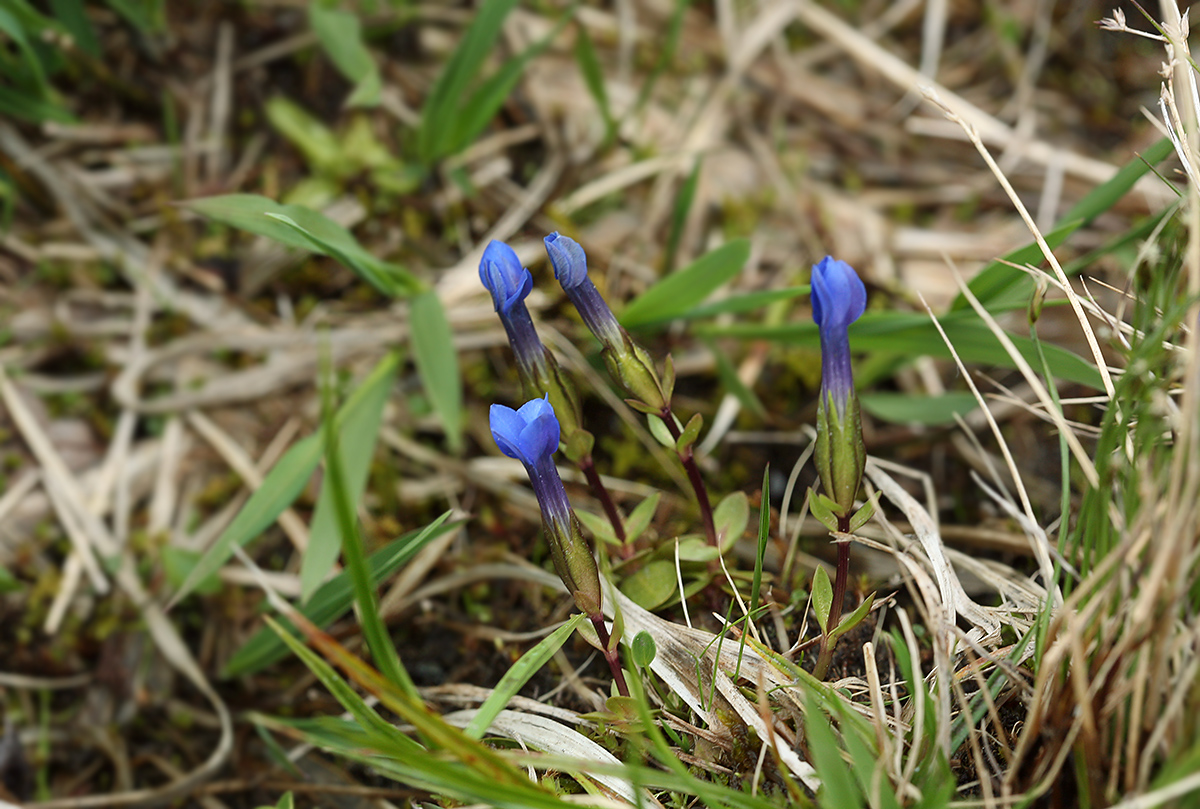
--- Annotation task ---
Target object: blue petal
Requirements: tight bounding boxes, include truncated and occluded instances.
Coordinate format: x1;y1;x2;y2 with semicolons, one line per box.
544;232;589;289
480;241;532;313
520;410;560;462
811;256;866;330
489;403;527;462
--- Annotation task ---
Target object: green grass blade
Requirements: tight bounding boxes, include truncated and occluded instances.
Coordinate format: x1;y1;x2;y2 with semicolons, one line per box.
50;0;100;57
621;238;750;329
181;194;420;296
676;285;809;321
701;310;1105;389
662;157;702;274
309;1;381;108
804;692;864;809
953;137;1175;312
318;361;416;699
223;514;457;677
573;20;615;144
416;0;519;164
463;613;587;739
301;352;399;601
170;433;322;607
859;391;979;425
410;289;463;453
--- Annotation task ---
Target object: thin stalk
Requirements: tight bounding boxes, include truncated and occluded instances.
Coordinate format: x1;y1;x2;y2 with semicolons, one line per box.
578;454;626;543
590;615;630;697
661;407;717;546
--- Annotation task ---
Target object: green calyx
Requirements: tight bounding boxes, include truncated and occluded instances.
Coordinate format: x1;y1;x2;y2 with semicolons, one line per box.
545;513;602;618
601;331;668;412
814;388;866;518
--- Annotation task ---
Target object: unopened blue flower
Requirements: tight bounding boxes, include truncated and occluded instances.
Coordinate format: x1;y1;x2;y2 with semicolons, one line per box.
811;256;866;417
480;240;533;315
544;233;624;349
490;396;602;616
545;232;667;410
811;256;867;518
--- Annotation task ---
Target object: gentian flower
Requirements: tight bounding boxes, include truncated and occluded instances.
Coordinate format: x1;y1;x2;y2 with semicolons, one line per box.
480;241;584;446
544;233;668;411
811;256;867;518
490;396;602;617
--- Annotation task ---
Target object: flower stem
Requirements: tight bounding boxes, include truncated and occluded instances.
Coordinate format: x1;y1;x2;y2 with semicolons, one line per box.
590;615;630;697
661;407;717;547
578;454;627;546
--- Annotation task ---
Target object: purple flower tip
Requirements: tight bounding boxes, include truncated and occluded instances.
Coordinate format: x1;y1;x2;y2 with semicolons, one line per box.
480;240;533;314
544;232;589;289
490;395;560;466
811;256;866;333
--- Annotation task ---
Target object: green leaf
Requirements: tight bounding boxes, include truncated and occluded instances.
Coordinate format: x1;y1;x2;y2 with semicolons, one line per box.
804;692;864;809
811;565;833;636
624;492;662;543
0;565;22;594
575;509;619;546
265;211;418;297
415;0;519;164
181;194;420;296
708;340;766;418
171;433;322;607
621;560;677;610
464;613;587;739
318;369;416;697
809;492;840;533
301;353;399;601
162;547;222;596
410;290;463;452
670;535;719;563
677;286;809;321
713;490;749;552
646;413;676;447
700;310;1104;389
859;391;979;425
847;498;874;533
51;0;100;57
310;2;381;108
265;96;344;174
955;137;1176;312
621;239;751;329
572;21;615;144
631;631;657;669
223;515;456;677
829;593;874;644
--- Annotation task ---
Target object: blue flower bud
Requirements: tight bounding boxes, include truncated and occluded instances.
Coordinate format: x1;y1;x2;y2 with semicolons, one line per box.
811;256;867;518
545;233;667;410
480;240;533;315
490;396;603;617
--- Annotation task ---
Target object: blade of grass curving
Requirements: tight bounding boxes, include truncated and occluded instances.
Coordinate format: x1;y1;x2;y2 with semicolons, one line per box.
463;613;587;740
835;700;903;809
169;432;321;607
224;513;456;677
181;195;419;296
318;367;416;699
265;615;425;756
287;611;541;790
441;10;572;160
633;0;691;115
300;352;399;601
804;692;864;809
415;0;518;164
409;290;463;452
859;391;979;425
621;239;750;329
700;310;1105;389
573;20;616;145
309;1;381;107
677;285;808;321
707;339;766;418
953;136;1175;312
662;157;702;274
264;211;419;297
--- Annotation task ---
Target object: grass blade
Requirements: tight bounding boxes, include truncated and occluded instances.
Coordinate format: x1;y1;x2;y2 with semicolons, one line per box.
410;289;463;452
300;352;399;600
621;238;751;329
